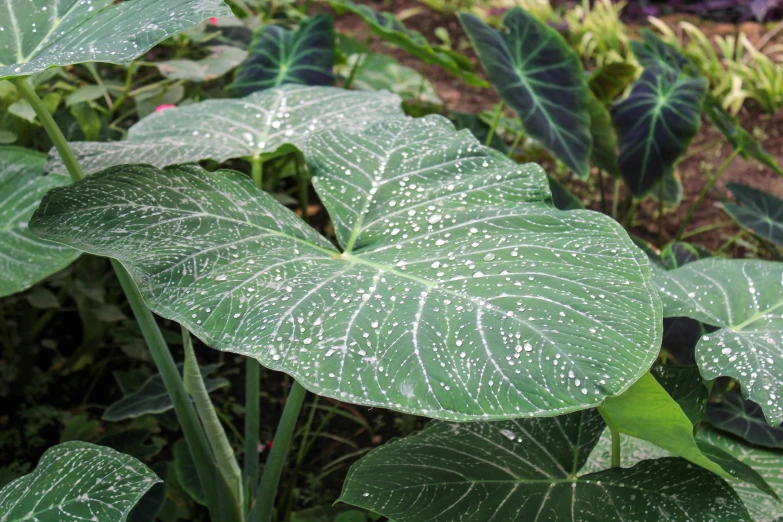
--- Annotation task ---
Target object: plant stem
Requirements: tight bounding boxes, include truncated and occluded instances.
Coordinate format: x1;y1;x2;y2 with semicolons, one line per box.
680;220;734;240
716;230;745;255
485;101;504;148
658;178;665;245
296;152;309;224
254;381;307;522
343;51;367;90
610;424;621;468
244;359;260;510
108;63;137;118
676;148;740;241
11;78;86;182
250;155;264;188
508;130;524;157
598;170;607;215
611;178;621;220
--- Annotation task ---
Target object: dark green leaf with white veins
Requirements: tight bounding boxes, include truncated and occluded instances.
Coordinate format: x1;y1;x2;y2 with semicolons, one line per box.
707;392;783;449
32;115;661;420
0;146;79;298
724;183;783;247
340;410;751;522
0;442;159;522
227;15;335;97
0;0;232;80
651;364;709;425
655;259;783;426
47;85;404;176
459;8;592;178
612;67;707;196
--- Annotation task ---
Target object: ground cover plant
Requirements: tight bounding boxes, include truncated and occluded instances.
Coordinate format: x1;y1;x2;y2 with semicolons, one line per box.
2;0;783;521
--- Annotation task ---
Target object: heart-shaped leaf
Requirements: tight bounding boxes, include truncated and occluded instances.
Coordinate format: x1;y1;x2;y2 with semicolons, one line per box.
460;8;593;178
699;427;783;522
723;183;783;247
47;85;404;176
655;258;783;426
32;115;662;420
157;45;247;83
0;0;232;80
227;15;335;97
340;410;750;521
0;442;160;522
612;67;707;196
0;146;80;298
330;0;485;87
103;364;228;422
707;392;783;449
630;29;696;74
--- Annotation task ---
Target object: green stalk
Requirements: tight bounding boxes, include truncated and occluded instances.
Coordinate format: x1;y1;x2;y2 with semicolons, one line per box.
598;169;607;215
658;178;665;245
254;381;307;522
610;424;621;468
244;358;260;511
611;178;621;220
508;130;524;158
676;148;741;241
343;50;368;90
680;220;734;240
251;155;264;189
182;328;244;515
296;152;309;224
485;101;504;148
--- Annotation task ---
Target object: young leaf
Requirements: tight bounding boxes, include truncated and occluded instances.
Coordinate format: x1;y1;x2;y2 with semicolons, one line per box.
227;15;335;97
0;146;80;298
699;427;783;521
0;442;160;521
32;116;662;421
47;85;404;176
157;45;247;83
330;0;485;87
707;392;783;449
723;182;783;247
340;411;750;521
599;372;729;478
174;439;206;506
103;364;228;422
612;67;707;196
459;8;593;179
0;0;232;80
588;62;638;102
655;259;783;426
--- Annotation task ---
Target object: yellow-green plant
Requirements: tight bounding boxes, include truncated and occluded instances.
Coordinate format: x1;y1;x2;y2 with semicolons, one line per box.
566;0;633;66
731;34;783;113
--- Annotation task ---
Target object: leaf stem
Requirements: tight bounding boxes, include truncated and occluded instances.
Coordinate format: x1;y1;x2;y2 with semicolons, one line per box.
611;178;621;220
343;50;368;90
485;101;504;148
676;148;740;241
244;358;260;512
251;155;264;188
508;129;524;157
598;169;607;215
610;423;621;468
11;77;85;182
658;177;665;245
296;152;309;224
254;380;307;522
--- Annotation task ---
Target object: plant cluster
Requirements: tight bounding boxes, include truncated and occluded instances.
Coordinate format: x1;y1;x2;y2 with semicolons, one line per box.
1;1;783;522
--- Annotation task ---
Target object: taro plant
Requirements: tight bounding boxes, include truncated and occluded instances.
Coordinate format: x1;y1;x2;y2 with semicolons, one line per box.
3;1;783;521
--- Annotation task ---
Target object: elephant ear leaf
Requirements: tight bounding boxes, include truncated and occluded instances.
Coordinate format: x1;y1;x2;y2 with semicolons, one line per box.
340;411;750;522
723;182;783;247
630;29;695;74
227;15;335;97
0;0;232;79
707;392;783;449
612;67;707;196
0;442;159;522
0;146;80;298
459;8;593;179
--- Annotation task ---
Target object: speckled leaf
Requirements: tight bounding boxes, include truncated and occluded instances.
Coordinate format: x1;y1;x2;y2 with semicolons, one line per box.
227;15;335;97
47;85;404;176
612;67;707;196
157;45;247;82
699;427;783;522
32;115;661;421
103;364;227;421
724;183;783;247
0;442;159;522
330;0;484;87
656;259;783;426
340;411;750;522
0;146;79;298
651;364;709;424
459;8;592;178
0;0;231;80
707;392;783;449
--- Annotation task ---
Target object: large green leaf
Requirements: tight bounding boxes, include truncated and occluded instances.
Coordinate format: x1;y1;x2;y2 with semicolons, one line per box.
724;183;783;247
459;8;592;178
0;442;159;521
651;364;709;424
0;146;79;297
655;259;783;426
47;85;404;176
340;410;750;521
612;67;707;196
32;115;662;421
707;392;783;449
699;427;783;522
0;0;231;80
227;15;335;97
330;0;484;87
630;30;696;75
157;45;247;83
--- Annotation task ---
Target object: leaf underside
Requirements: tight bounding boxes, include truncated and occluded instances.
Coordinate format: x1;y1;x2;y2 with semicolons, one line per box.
32;114;661;421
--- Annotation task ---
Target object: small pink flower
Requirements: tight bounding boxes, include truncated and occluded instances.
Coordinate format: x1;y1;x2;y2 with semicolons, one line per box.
154;104;176;112
209;17;218;25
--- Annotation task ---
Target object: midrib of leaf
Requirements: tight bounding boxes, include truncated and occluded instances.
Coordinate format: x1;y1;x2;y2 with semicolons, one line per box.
5;0;23;63
733;298;783;331
21;0;80;65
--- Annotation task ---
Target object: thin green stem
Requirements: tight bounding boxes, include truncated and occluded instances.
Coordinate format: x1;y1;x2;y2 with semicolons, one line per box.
251;156;264;189
716;230;745;255
343;48;368;90
676;148;741;241
254;381;307;522
485;101;504;148
12;77;85;182
611;178;621;220
280;396;320;521
244;359;260;512
621;198;638;228
108;63;137;117
658;177;665;245
296;152;309;224
680;220;734;240
508;130;524;157
598;169;607;215
610;424;621;468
